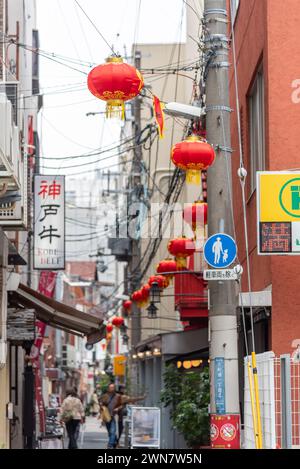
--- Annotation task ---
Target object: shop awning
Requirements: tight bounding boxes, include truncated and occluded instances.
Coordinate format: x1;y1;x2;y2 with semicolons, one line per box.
136;327;208;357
12;283;105;344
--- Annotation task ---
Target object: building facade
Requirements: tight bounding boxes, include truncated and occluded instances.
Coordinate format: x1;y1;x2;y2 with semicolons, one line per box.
230;0;300;357
0;0;40;448
116;1;209;448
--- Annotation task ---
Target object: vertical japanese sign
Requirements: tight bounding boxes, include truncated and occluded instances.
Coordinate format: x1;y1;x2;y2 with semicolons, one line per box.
214;357;226;414
34;175;65;269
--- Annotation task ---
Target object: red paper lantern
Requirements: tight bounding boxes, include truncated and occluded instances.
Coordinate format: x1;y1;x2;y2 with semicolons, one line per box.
106;323;113;333
139;284;150;307
167;237;196;268
87;56;144;119
183;201;208;233
123;300;132;310
171;135;215;184
132;289;150;308
141;284;150;301
148;275;169;289
156;258;177;280
122;300;132;316
111;316;124;328
131;290;143;303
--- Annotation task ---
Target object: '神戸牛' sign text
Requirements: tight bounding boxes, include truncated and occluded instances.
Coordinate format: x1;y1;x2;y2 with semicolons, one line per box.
34;175;65;269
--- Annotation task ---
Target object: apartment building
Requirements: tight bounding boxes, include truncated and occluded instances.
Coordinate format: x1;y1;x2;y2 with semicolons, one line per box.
0;0;40;448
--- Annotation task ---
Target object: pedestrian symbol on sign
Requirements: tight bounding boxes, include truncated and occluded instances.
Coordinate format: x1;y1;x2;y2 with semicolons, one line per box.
204;233;237;269
212;237;223;264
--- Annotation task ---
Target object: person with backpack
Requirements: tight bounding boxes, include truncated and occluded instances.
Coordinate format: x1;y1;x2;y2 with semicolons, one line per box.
61;389;85;449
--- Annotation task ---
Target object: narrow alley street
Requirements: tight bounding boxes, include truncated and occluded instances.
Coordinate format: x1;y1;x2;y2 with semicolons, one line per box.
78;417;107;450
2;0;300;462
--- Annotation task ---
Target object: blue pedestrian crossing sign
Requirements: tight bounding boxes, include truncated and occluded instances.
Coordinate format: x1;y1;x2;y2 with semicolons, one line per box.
204;233;237;269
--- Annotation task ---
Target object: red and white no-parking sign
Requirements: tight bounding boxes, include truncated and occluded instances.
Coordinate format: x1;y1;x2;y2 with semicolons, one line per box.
210;414;240;449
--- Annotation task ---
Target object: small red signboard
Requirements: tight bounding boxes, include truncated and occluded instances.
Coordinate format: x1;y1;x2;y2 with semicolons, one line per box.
210;414;240;449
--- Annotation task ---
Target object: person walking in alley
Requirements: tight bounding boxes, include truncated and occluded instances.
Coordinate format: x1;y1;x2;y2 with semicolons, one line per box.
99;383;146;448
61;389;85;449
99;383;121;449
90;391;100;417
116;385;146;447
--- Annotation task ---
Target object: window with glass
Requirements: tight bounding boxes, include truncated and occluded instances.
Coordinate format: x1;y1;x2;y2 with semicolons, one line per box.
249;70;265;192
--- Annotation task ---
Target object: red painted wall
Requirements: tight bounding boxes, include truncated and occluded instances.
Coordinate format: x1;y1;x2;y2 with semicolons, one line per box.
229;0;300;355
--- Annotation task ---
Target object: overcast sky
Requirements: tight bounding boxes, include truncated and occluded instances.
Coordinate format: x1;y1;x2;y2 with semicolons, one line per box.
36;0;189;182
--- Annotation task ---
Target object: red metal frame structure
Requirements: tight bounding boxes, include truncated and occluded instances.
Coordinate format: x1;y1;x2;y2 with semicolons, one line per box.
173;253;208;329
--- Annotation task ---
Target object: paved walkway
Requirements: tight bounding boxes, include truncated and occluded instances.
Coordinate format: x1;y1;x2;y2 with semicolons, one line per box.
79;416;108;449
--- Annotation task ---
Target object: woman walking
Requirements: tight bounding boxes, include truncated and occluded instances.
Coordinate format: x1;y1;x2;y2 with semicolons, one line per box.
61;389;85;449
90;391;100;417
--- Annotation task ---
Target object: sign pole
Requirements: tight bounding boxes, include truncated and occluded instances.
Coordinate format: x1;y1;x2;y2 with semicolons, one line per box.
204;0;240;446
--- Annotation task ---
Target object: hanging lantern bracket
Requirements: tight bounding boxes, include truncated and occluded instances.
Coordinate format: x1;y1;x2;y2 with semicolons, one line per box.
206;104;232;113
147;303;158;319
215;144;233;153
150;281;161;304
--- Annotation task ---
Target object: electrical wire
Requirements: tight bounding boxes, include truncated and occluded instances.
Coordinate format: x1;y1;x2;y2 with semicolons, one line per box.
74;2;94;64
64;159;134;177
38;124;153;160
3;34;202;73
74;0;116;56
182;0;202;21
57;0;82;63
42;114;101;151
132;0;142;60
168;0;185;188
16;42;88;75
229;0;256;354
40;125;157;170
19;98;96;111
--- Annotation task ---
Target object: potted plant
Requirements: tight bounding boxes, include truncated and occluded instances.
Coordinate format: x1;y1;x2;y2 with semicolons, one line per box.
161;364;210;448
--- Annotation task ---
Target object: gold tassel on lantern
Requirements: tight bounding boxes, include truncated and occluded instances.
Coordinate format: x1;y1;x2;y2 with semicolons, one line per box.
186;169;201;185
175;256;187;269
106;99;125;120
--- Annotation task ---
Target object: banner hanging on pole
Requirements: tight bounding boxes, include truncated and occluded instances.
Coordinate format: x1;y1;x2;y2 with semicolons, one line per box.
153;95;165;139
34;175;65;269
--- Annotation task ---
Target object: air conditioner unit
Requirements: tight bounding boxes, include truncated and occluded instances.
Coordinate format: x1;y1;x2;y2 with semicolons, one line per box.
62;344;77;369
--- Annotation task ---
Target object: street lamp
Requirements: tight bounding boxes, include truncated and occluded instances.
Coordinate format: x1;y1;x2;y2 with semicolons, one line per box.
122;333;129;346
149;281;161;304
147;302;158;319
163;102;204;120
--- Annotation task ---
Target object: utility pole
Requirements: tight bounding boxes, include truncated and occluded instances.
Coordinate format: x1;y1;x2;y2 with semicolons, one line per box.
204;0;240;439
128;49;142;392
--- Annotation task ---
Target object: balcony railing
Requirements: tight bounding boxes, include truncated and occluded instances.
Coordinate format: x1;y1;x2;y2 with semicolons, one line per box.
174;252;209;323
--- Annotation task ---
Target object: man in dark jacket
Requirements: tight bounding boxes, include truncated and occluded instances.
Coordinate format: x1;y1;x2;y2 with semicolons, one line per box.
99;383;122;448
99;383;146;448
